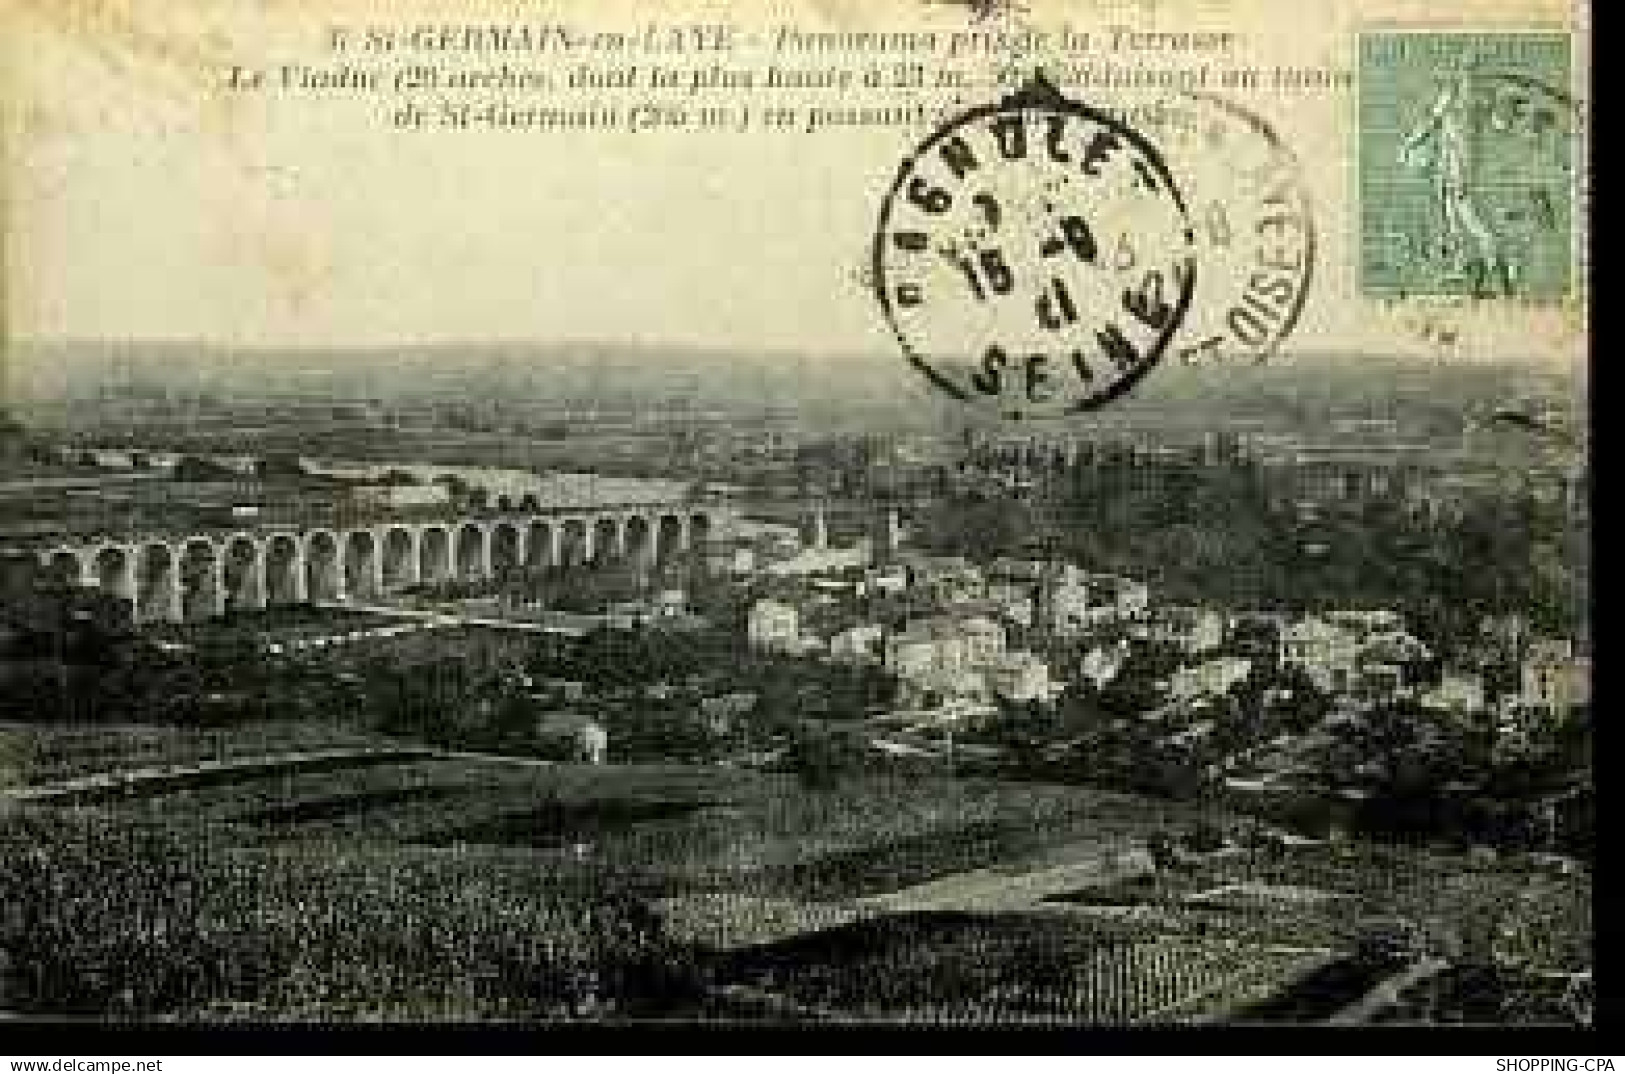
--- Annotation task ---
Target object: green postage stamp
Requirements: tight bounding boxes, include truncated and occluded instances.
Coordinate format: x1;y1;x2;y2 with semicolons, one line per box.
1359;31;1577;300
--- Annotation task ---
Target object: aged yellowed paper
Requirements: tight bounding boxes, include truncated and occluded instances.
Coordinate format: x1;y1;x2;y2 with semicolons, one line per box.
0;0;1590;1027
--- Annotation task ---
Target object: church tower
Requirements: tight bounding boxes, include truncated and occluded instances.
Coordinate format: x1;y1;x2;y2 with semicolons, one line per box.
878;507;904;559
805;504;829;550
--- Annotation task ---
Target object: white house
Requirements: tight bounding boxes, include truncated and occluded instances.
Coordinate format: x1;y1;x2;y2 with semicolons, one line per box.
1095;575;1151;618
828;623;885;664
704;543;757;576
985;651;1060;702
885;618;971;681
1168;657;1253;701
1042;576;1096;635
1081;640;1131;689
534;713;608;765
351;483;452;510
1520;639;1591;715
886;615;1051;705
763;539;874;578
1279;616;1362;693
959;615;1007;665
1422;669;1487;716
746;598;801;652
1145;606;1226;655
1280;612;1431;696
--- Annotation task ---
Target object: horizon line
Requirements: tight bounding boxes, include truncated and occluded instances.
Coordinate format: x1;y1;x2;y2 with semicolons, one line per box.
4;335;1578;373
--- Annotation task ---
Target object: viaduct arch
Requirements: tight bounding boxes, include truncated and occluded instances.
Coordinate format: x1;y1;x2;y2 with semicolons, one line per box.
18;507;720;626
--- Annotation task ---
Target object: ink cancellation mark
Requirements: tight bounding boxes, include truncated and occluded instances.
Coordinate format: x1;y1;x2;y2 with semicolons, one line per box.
872;72;1198;419
1359;31;1578;301
1144;92;1317;367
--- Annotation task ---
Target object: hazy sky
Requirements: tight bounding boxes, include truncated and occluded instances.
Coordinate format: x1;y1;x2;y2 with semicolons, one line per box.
5;0;1587;381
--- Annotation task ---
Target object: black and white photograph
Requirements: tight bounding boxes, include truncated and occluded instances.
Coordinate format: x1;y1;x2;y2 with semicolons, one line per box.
0;0;1592;1036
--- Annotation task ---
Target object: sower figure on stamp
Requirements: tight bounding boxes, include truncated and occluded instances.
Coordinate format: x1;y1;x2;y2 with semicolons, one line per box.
1398;71;1514;297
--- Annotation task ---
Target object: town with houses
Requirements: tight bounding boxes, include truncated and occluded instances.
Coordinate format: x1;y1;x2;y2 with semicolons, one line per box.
732;502;1589;794
0;0;1596;1032
2;432;1590;794
0;370;1594;1024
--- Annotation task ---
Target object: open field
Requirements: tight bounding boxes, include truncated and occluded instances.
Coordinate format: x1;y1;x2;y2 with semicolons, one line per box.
0;797;1330;1024
1;734;1226;1019
0;804;696;1020
96;759;764;855
564;776;1210;901
703;911;1332;1023
1042;842;1591;973
0;720;1593;1021
63;745;1209;901
0;721;393;788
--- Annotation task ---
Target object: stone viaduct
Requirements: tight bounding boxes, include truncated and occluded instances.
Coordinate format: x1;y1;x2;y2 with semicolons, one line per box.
20;503;725;626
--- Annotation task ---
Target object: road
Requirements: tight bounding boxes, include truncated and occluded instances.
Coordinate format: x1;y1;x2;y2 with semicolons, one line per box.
651;842;1156;955
316;601;596;635
858;844;1156;914
1;743;572;803
1;745;437;802
1328;956;1450;1024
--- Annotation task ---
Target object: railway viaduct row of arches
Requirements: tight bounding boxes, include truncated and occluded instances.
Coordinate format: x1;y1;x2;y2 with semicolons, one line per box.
22;509;717;625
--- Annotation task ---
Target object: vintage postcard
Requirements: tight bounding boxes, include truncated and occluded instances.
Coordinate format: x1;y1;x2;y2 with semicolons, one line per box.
0;0;1590;1029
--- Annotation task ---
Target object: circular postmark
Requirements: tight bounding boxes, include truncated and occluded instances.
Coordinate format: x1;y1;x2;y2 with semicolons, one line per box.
872;72;1198;419
1462;71;1580;273
1137;92;1317;367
